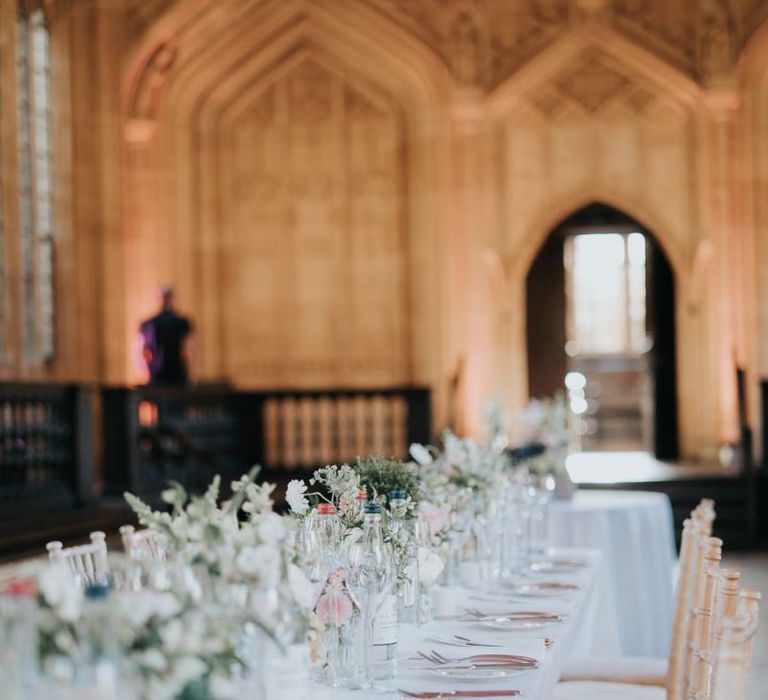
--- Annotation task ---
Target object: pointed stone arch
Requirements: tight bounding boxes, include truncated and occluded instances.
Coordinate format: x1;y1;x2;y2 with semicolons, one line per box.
486;21;703;115
120;0;452;396
512;188;687;285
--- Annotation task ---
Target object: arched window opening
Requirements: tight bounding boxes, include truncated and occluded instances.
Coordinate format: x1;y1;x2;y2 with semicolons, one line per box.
16;3;54;364
526;203;679;460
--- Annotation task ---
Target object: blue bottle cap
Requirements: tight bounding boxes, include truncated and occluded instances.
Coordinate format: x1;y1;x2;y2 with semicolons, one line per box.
389;490;407;500
84;583;111;599
363;503;383;514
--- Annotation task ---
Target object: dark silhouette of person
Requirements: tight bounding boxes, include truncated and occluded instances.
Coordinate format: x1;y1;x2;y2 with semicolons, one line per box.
139;286;193;386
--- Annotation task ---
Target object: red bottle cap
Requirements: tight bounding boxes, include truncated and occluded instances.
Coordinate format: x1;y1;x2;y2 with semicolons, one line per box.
4;578;36;597
317;503;336;515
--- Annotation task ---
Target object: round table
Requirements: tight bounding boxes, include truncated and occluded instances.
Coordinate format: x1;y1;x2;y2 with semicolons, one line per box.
548;489;677;658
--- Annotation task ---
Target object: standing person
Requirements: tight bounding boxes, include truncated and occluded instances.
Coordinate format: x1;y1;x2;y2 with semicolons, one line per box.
138;286;193;386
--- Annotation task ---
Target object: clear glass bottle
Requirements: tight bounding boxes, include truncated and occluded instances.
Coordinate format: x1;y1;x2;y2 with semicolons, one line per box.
0;580;39;699
304;502;342;593
77;583;119;697
347;503;396;685
311;503;362;688
389;490;420;625
354;488;369;517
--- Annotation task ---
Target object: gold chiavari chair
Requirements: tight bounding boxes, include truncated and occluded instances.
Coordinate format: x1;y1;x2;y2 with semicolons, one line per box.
554;536;761;700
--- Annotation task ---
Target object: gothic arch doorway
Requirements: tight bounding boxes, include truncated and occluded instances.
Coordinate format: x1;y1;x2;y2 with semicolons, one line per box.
525;203;679;459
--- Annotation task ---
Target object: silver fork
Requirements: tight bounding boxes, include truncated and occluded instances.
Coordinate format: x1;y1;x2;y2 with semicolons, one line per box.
430;650;538;666
412;650;532;671
453;634;554;650
398;690;523;698
465;606;562;620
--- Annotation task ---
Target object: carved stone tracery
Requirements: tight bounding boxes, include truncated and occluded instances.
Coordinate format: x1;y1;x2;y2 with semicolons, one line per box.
528;51;655;119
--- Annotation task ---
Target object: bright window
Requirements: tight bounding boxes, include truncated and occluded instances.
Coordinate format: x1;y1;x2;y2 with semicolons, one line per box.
565;232;648;356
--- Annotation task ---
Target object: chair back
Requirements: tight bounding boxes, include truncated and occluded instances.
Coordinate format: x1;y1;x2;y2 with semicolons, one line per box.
685;537;722;700
119;525;167;561
667;518;701;700
711;589;761;700
45;531;109;586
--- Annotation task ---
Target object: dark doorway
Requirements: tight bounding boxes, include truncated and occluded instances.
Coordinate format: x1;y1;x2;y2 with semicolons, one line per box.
525;203;679;459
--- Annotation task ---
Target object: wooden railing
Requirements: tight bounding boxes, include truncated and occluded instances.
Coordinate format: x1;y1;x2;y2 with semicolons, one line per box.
0;382;431;517
237;387;431;475
0;383;95;519
103;386;243;502
103;385;431;502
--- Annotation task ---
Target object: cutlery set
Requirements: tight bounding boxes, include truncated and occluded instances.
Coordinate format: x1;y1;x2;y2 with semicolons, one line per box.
397;558;589;700
400;650;535;698
412;650;538;669
399;690;523;698
436;608;565;623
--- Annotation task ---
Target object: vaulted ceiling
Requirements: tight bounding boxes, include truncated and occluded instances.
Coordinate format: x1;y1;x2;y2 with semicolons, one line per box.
122;0;768;89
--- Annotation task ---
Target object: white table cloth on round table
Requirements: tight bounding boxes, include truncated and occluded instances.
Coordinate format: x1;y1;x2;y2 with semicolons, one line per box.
548;490;677;658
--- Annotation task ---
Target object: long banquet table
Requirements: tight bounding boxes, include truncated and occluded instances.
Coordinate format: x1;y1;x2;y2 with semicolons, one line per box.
266;548;609;700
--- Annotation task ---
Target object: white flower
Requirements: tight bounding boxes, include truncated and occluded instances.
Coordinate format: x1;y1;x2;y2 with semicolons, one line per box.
38;565;83;623
418;501;449;536
287;562;314;609
443;431;463;465
286;479;309;515
119;591;182;628
258;512;287;543
210;674;240;699
235;543;280;579
139;648;168;672
409;442;433;466
418;547;445;587
168;655;207;693
160;618;184;652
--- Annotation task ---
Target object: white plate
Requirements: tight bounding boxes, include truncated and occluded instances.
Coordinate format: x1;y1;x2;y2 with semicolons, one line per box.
479;617;560;630
529;560;587;572
505;583;575;598
430;666;532;680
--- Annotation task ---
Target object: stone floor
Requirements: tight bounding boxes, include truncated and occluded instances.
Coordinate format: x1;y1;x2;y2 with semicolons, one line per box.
721;550;768;700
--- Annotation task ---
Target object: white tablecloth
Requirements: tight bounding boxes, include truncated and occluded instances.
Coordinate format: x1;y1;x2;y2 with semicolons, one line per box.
548;490;677;658
266;549;608;700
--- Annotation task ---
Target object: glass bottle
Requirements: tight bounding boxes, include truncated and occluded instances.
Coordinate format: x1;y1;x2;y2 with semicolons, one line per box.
347;503;396;686
77;583;119;697
0;580;39;699
311;503;362;688
389;490;421;625
354;488;369;517
304;502;342;594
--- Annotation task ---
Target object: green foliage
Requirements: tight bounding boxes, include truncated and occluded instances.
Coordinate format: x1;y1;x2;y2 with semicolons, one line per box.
353;456;421;508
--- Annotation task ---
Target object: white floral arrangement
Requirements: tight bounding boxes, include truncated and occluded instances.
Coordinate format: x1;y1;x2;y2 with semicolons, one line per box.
125;470;314;634
515;394;569;449
411;429;508;503
484;397;510;451
285;463;440;587
30;560;248;700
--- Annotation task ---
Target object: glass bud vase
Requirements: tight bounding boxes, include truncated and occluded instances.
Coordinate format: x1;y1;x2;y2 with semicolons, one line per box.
312;565;363;688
